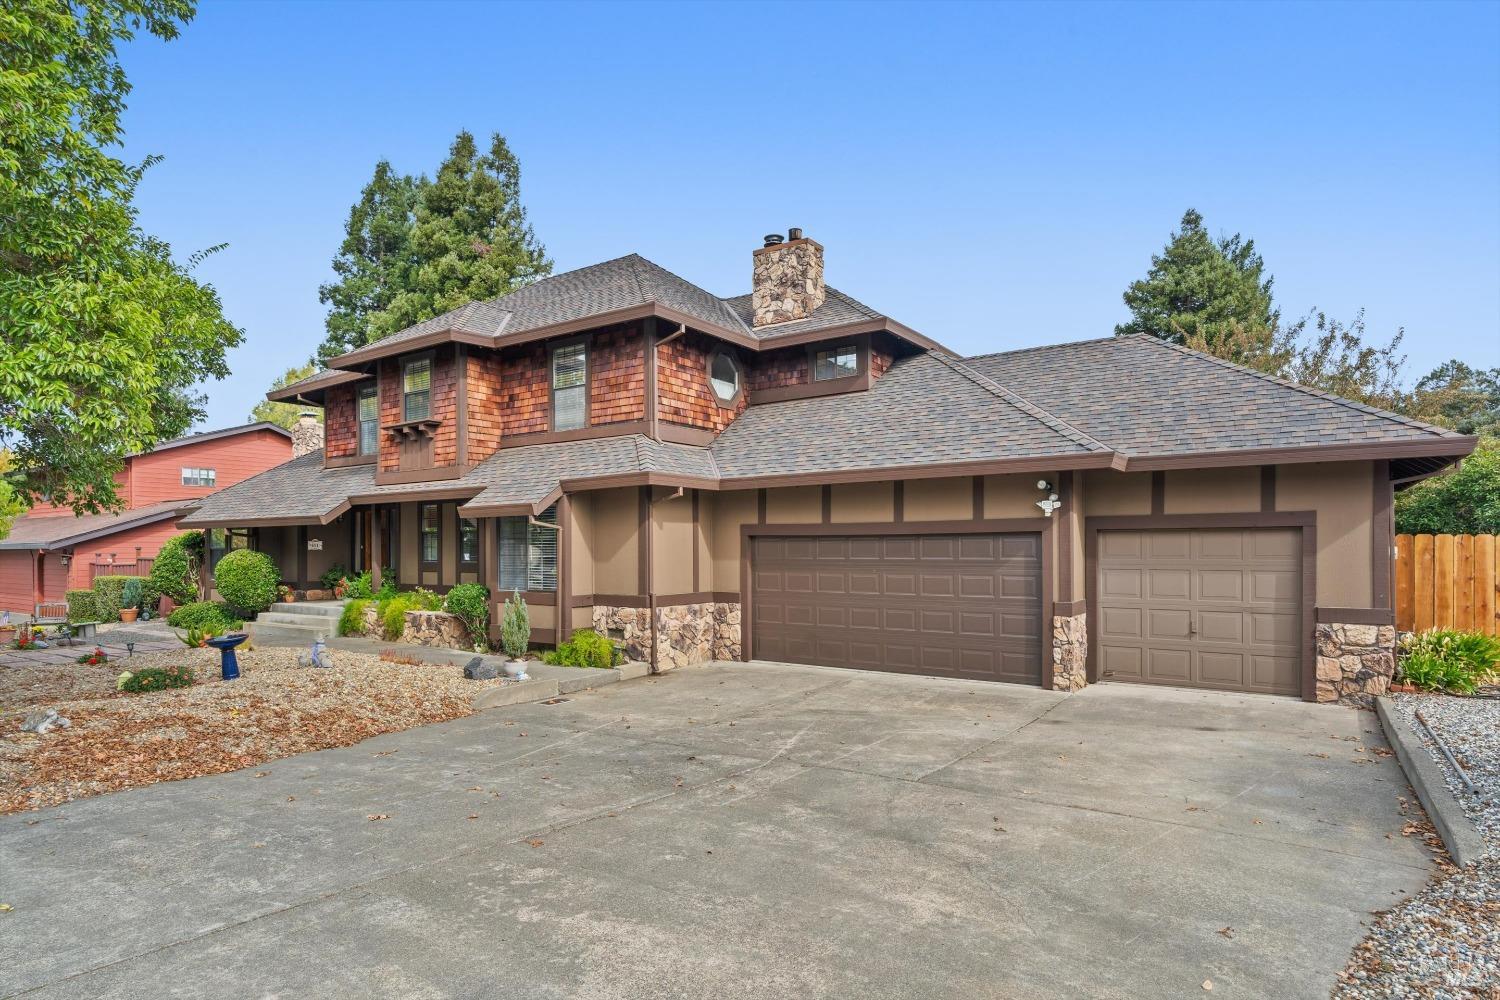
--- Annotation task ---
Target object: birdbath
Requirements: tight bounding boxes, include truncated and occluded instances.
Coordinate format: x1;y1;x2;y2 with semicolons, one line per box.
205;633;249;681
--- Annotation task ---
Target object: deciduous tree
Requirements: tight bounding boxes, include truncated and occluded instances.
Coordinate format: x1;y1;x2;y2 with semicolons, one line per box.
250;363;322;429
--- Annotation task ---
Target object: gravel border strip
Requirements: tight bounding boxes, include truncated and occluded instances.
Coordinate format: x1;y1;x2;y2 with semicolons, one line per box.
1376;696;1487;867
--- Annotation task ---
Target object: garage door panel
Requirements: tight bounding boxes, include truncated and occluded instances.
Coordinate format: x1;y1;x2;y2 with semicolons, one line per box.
752;533;1042;684
1098;528;1302;697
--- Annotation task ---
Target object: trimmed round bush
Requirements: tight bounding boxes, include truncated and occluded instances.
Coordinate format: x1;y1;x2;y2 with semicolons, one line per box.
213;549;280;615
148;533;200;604
167;600;235;632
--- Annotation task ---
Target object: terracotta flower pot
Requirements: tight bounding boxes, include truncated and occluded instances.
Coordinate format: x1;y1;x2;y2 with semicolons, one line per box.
119;608;139;623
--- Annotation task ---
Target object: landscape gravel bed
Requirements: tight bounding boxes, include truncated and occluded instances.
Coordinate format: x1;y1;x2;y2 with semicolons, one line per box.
0;645;508;814
1333;694;1499;999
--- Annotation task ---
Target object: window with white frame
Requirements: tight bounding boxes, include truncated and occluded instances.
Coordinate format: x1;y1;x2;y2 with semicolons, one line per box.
551;342;587;431
358;383;379;454
419;503;440;566
812;344;858;381
402;356;431;421
459;517;480;566
181;467;217;487
709;349;740;403
495;503;558;592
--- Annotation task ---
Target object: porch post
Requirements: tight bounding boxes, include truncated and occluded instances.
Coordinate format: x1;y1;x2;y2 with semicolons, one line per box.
198;530;211;599
32;550;44;614
557;494;571;643
371;507;384;592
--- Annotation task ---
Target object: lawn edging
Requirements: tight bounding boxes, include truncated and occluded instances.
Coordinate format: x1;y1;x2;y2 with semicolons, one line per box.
1375;696;1486;868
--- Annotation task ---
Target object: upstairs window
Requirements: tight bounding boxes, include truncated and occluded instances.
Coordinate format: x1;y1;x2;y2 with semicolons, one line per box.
813;344;858;381
402;356;431;421
496;503;558;592
181;467;217;488
709;349;741;404
358;384;379;455
551;342;587;431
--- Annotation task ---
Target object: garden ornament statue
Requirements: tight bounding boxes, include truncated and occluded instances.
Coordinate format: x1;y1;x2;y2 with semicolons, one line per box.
298;637;333;669
205;632;249;681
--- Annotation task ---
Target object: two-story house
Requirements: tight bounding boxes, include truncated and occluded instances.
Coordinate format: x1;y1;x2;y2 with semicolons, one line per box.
183;232;1476;704
1;422;296;618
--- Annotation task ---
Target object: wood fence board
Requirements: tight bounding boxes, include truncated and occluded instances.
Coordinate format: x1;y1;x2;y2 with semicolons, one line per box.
1433;534;1455;629
1478;535;1497;636
1455;535;1474;631
1413;534;1435;632
1395;534;1415;632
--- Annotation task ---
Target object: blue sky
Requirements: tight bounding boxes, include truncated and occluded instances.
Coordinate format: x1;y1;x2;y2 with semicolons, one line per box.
116;0;1500;430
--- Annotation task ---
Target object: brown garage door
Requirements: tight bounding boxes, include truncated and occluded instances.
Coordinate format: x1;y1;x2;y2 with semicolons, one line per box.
751;533;1043;684
1096;528;1302;695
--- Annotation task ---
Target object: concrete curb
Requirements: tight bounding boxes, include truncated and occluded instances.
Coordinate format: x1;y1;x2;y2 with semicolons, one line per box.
1376;696;1486;868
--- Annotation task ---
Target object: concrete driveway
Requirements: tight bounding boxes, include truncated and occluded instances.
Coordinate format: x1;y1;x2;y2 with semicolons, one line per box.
1;662;1431;999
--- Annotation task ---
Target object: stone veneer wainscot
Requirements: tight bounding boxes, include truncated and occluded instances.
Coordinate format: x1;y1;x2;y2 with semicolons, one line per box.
1315;622;1396;705
1052;612;1087;693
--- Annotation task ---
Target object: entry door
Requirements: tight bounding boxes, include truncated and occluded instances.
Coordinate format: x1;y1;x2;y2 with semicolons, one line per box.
1095;528;1302;695
751;532;1043;684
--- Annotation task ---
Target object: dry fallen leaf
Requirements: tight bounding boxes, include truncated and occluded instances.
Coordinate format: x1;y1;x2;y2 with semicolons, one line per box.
526;838;544;848
367;813;389;821
1217;926;1234;939
466;814;478;820
0;903;13;913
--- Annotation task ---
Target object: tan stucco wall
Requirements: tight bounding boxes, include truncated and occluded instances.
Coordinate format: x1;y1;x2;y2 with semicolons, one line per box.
903;476;972;521
1277;460;1374;608
831;482;893;523
653;488;695;595
1083;470;1152;515
591;487;638;595
1165;467;1260;514
983;474;1046;518
569;493;595;598
693;490;712;592
398;502;418;585
305;521;348;584
766;485;821;524
710;490;757;593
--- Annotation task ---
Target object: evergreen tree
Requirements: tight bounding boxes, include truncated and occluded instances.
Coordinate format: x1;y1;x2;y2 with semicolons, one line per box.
315;161;423;362
1116;209;1279;356
372;131;551;338
1405;360;1500;437
250;363;322;429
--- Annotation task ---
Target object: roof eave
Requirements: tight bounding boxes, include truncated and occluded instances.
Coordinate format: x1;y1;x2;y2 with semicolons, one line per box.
266;370;369;404
0;504;196;550
1113;435;1479;472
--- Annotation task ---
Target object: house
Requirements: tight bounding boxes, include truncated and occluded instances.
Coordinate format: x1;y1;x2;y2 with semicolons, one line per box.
181;232;1477;703
0;422;297;618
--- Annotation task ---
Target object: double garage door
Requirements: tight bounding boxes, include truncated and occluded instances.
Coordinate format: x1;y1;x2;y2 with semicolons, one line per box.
751;532;1043;684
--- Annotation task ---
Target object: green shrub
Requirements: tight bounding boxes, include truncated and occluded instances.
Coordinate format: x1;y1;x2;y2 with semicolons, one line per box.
148;533;200;605
338;598;371;637
376;577;399;601
119;664;196;693
319;563;349;591
214;549;280;615
542;628;618;669
1398;629;1500;694
443;584;491;651
167;600;235;632
500;590;530;659
91;575;136;621
375;588;441;641
1396;444;1500;535
344;571;373;599
121;577;143;612
65;589;97;623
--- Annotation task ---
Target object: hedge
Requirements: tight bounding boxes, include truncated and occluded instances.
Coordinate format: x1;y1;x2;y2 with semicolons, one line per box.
166;601;237;633
91;575;136;622
65;589;98;623
213;549;280;615
443;584;490;651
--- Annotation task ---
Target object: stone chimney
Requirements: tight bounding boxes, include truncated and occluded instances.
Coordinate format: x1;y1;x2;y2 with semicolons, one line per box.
751;229;825;327
291;410;325;458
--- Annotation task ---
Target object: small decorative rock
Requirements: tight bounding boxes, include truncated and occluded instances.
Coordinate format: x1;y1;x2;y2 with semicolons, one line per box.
463;657;499;681
21;709;71;734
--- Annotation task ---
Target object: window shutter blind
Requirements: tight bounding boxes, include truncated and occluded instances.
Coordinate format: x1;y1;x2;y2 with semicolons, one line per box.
552;344;587;431
527;504;559;591
497;517;528;592
403;358;431;420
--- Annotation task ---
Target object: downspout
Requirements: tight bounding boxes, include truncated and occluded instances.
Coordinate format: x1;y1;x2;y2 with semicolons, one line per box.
646;322;687;443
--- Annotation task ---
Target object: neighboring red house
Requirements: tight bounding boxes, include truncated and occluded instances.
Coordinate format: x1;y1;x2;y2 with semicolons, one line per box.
0;422;294;618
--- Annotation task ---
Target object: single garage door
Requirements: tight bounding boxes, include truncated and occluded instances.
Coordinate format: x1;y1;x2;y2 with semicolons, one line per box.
751;532;1043;684
1096;528;1302;695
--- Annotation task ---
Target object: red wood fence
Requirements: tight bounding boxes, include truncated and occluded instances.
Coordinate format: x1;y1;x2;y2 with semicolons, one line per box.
1395;534;1499;636
89;558;154;583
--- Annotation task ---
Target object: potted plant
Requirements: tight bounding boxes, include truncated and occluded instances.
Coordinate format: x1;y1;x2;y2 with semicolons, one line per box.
119;579;142;623
500;590;530;679
279;584;296;604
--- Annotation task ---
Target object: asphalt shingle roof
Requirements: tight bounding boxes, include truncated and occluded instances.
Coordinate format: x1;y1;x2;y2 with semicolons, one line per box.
708;352;1107;480
720;286;886;341
0;501;195;550
964;335;1463;457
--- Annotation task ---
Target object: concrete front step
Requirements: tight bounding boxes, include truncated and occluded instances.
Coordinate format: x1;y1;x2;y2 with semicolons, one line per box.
258;611;346;628
268;601;345;619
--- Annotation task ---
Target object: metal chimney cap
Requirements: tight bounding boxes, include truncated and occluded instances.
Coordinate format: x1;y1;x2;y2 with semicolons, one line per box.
787;227;803;241
762;233;784;248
